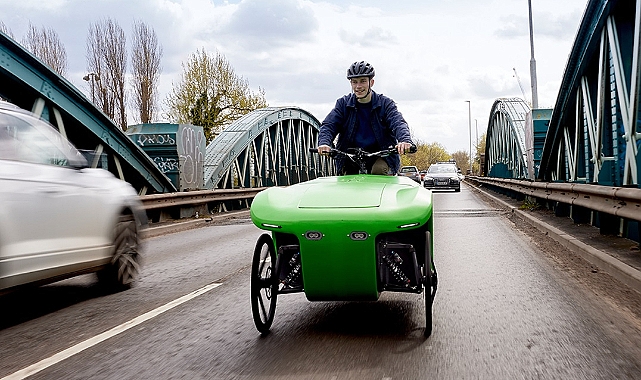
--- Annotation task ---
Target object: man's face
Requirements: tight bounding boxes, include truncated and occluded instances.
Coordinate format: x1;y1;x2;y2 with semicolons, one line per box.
350;76;373;98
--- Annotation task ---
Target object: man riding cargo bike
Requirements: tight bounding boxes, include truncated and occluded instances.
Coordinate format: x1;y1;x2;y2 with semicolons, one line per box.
249;61;438;336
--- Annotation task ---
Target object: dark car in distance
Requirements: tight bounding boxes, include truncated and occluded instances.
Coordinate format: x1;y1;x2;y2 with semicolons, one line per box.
423;162;461;192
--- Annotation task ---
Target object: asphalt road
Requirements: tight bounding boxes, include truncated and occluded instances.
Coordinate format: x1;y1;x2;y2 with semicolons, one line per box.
1;184;641;379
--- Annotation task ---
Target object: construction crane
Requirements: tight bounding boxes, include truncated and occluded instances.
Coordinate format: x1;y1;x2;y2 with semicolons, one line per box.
513;68;531;106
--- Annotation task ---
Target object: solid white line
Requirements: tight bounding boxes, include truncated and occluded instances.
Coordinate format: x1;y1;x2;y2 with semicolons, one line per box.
2;282;223;380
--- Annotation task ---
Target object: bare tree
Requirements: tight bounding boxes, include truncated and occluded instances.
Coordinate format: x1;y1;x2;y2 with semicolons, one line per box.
86;24;110;116
86;19;127;130
130;20;162;124
22;23;68;76
0;21;15;39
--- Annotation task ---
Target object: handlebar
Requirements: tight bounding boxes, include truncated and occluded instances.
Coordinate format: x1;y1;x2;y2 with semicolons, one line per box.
309;144;416;157
309;144;416;174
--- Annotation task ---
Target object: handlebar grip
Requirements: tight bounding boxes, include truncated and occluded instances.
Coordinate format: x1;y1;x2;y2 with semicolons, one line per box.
409;144;417;154
309;148;319;153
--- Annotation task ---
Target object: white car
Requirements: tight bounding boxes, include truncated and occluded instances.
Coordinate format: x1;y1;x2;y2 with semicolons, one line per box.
0;101;146;294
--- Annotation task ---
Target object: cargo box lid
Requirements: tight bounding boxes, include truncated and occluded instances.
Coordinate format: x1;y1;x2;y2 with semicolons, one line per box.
298;181;385;208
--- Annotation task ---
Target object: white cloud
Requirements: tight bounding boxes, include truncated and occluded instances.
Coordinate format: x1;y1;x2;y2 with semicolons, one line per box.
0;0;588;153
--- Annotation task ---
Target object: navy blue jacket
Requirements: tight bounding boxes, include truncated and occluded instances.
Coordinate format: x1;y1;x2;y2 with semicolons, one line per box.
318;91;412;174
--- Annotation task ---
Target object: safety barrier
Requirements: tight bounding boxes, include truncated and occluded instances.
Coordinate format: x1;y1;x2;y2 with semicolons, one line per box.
466;176;641;223
140;188;264;222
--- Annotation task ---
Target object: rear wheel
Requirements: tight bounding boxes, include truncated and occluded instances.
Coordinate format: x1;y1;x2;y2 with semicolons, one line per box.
423;231;435;337
98;214;141;290
251;233;278;334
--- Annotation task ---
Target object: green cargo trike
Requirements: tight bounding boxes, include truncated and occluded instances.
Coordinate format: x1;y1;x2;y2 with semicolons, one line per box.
250;147;438;336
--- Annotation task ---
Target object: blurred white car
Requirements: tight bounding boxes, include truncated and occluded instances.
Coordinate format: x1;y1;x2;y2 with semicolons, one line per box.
0;101;147;294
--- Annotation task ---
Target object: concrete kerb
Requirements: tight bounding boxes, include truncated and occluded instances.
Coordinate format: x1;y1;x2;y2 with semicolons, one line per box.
140;210;252;239
465;182;641;295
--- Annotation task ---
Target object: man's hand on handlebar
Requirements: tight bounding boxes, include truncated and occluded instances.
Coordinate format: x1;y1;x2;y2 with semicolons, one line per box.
317;145;332;156
396;142;414;155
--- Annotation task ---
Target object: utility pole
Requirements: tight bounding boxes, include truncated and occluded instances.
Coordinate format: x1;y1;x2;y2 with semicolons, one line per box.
475;119;479;175
528;0;539;108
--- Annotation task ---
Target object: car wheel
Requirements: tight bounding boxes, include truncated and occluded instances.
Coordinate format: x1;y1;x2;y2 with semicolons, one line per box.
98;214;141;290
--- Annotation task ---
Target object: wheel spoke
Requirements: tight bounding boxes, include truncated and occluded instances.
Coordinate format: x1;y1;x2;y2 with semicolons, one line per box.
257;292;267;321
258;248;271;274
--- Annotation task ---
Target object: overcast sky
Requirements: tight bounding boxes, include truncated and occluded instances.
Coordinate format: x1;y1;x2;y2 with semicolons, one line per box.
0;0;587;154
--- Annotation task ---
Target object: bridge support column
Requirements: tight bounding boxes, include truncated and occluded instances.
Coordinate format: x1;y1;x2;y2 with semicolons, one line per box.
553;202;570;218
597;212;619;236
570;205;591;225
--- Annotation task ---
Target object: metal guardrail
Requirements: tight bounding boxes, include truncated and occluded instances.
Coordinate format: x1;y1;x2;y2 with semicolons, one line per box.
140;188;265;211
466;176;641;222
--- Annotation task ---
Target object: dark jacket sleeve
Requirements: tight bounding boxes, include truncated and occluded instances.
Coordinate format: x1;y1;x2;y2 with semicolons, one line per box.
382;97;412;144
318;97;347;147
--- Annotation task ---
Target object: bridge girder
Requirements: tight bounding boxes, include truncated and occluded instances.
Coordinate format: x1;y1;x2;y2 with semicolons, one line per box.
0;31;175;194
539;0;641;186
204;107;333;189
484;98;530;179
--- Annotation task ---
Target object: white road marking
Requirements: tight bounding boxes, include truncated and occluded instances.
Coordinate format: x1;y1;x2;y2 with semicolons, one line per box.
2;282;223;380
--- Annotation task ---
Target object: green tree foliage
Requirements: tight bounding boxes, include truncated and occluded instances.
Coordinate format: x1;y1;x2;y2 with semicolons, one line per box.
400;141;451;170
165;49;268;142
451;150;470;174
474;132;486;175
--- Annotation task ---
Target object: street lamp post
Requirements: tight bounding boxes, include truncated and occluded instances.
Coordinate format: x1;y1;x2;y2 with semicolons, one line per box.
528;0;539;108
83;72;100;103
475;119;479;174
466;100;472;175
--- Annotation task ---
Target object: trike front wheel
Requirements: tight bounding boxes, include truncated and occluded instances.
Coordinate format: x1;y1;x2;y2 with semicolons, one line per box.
251;233;278;334
424;231;435;337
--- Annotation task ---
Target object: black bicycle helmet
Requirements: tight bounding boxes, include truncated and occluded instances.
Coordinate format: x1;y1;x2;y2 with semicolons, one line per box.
347;61;375;79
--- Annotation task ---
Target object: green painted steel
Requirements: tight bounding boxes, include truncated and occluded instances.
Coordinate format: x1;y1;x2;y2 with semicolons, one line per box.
204;106;323;189
250;175;433;301
531;109;551;178
484;98;530;179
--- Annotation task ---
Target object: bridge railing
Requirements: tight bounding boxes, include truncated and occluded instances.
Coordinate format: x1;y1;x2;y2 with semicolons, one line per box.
466;176;641;240
140;188;264;223
466;176;641;222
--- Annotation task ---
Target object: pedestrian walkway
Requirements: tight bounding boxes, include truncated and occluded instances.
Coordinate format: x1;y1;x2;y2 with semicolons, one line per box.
466;181;641;295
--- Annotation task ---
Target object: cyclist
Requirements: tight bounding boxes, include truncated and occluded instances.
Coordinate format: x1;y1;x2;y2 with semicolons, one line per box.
317;61;414;175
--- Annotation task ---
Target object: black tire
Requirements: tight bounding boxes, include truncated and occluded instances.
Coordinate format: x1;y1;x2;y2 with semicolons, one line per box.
251;233;278;334
423;231;434;337
98;214;141;290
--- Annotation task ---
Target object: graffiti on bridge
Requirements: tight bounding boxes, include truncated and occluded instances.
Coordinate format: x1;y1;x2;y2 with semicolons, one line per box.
179;125;205;188
137;134;176;146
153;157;179;173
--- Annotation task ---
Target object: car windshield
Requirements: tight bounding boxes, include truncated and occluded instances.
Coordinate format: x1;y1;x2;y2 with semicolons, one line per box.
428;165;456;174
0;109;87;167
400;167;417;173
